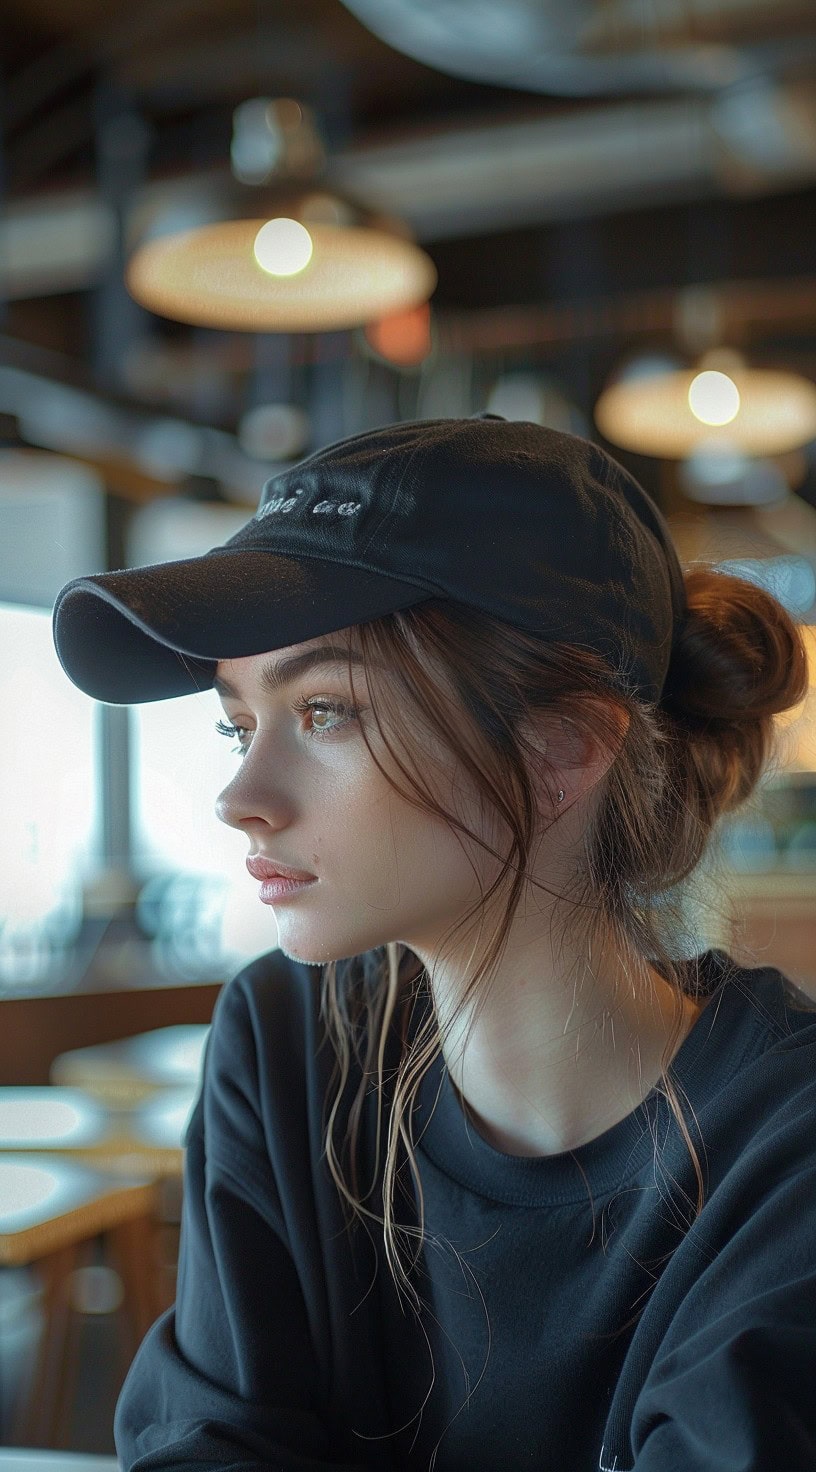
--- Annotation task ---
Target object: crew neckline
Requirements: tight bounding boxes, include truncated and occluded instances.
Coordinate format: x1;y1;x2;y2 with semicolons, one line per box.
410;949;780;1206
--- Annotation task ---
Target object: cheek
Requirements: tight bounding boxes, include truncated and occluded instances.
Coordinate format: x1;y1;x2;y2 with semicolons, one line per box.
369;784;487;904
317;730;495;897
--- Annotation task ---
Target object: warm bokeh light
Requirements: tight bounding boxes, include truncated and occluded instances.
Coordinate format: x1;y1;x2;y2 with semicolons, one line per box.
773;624;816;771
253;218;314;275
364;301;432;365
688;370;741;426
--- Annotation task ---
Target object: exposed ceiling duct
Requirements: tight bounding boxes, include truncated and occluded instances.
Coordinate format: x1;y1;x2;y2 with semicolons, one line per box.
4;78;816;297
332;78;816;240
337;0;816;96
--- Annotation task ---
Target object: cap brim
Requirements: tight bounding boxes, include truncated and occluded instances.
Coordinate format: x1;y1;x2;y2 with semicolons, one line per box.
52;548;434;704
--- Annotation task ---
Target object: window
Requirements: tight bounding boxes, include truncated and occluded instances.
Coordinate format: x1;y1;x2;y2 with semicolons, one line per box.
0;602;278;992
0;603;98;991
131;686;279;981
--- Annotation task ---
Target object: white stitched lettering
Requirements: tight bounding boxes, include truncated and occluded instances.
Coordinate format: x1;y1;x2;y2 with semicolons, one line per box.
312;499;362;515
256;493;362;519
598;1445;631;1471
255;488;303;520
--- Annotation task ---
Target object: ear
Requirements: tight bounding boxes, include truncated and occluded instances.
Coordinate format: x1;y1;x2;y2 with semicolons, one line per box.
519;701;630;806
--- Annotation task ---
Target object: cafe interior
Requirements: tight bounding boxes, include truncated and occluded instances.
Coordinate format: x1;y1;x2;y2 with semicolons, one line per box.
2;0;816;1465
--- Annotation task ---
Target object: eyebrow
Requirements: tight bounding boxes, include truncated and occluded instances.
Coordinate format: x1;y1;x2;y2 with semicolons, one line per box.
212;642;370;700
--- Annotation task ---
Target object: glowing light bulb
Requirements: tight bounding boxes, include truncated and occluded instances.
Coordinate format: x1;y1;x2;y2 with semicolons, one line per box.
688;370;740;426
253;219;313;276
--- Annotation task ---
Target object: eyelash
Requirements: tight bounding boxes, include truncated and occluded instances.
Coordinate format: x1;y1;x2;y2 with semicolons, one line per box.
215;695;360;756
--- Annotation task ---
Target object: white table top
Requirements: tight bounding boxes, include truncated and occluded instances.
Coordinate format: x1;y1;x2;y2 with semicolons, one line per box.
0;1455;119;1471
51;1026;209;1105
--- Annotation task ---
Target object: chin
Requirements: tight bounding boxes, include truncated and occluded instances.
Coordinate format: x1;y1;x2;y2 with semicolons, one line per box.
274;931;375;968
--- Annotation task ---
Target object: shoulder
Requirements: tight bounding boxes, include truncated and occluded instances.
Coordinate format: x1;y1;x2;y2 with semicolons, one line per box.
201;949;328;1121
212;947;325;1050
727;956;816;1066
697;948;816;1058
193;949;343;1171
752;965;816;1136
694;955;816;1183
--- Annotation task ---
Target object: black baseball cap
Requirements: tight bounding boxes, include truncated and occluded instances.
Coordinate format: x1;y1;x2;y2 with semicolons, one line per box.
51;414;687;706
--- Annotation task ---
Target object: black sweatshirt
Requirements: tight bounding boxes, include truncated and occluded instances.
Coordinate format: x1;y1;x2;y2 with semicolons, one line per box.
114;946;816;1472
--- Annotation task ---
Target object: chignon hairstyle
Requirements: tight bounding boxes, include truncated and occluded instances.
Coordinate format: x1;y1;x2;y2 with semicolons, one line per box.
317;564;810;1326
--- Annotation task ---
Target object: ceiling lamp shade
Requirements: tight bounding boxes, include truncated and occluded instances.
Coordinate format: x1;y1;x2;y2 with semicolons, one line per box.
126;197;438;333
126;96;436;332
595;350;816;459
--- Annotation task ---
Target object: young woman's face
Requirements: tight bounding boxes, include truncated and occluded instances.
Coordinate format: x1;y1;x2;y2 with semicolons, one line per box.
212;636;503;966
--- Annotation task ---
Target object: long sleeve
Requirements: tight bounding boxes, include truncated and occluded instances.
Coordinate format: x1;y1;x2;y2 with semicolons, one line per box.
113;967;376;1472
626;1133;816;1470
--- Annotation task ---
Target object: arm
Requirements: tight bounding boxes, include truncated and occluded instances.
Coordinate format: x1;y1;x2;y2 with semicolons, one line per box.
113;975;374;1472
629;1166;816;1470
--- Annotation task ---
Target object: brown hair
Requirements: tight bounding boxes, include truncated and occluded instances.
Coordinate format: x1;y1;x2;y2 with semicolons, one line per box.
317;563;810;1322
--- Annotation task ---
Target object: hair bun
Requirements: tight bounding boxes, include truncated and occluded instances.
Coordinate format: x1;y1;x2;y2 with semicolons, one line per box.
658;565;808;729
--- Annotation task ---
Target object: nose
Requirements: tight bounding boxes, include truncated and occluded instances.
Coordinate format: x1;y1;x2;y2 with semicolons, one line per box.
213;745;291;833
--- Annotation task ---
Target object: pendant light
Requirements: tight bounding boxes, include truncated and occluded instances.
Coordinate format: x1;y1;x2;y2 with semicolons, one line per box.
125;98;437;333
595;348;816;459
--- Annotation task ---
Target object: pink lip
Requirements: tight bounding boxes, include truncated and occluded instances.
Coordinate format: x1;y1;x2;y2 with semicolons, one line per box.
257;875;316;904
246;855;316;883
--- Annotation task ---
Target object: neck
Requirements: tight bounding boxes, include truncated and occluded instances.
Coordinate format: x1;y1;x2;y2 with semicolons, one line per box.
428;953;707;1158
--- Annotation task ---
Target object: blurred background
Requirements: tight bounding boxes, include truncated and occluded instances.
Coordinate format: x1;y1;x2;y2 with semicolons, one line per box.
2;0;816;1459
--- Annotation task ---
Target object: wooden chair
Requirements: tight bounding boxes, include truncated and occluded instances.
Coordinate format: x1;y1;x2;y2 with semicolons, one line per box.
0;984;220;1448
0;1156;164;1449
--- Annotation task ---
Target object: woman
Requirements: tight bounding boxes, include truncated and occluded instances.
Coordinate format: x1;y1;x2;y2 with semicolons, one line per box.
52;414;816;1471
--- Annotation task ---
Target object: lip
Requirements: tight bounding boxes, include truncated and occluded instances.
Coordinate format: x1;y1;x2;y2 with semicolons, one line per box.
257;875;316;904
246;854;317;883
